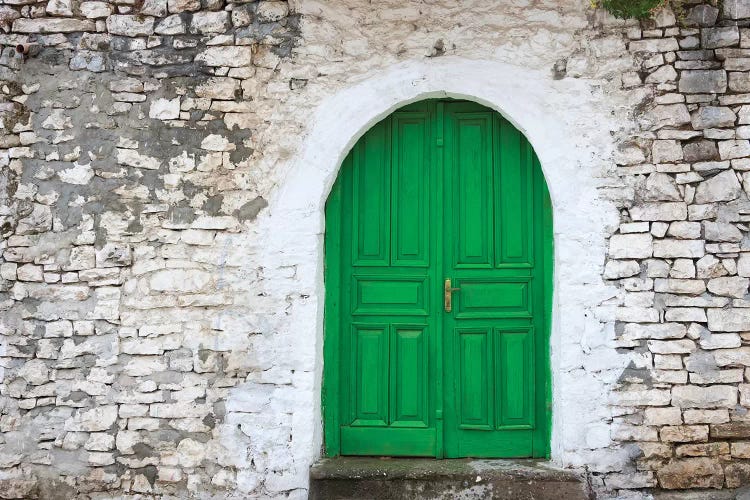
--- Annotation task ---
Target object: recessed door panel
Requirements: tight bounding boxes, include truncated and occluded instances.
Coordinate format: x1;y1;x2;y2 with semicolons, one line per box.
496;328;535;428
351;324;389;426
458;329;492;430
392;113;430;267
352;120;390;266
453;114;494;268
391;326;429;427
455;278;532;318
353;276;428;316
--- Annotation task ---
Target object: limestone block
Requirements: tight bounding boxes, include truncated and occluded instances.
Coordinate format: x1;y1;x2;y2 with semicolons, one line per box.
730;72;750;92
16;264;43;282
646;65;677;84
168;0;200;13
732;442;750;458
707;277;749;298
149;97;180;120
117;148;161;170
196;46;254;67
12;18;95;33
85;433;115;451
644;104;691;130
177;438;206;467
675;442;729;457
660;425;709;443
155;14;185;35
196;77;239;100
256;1;289;22
18;359;49;385
670;259;696;278
610;388;671;406
665;308;706;322
702;26;740;48
79;1;112;19
656;458;724;489
609;233;653;259
704;221;743;242
64;405;118;431
622;323;686;340
190;11;230;34
684;409;729;424
672;385;737;408
725;0;750;19
719;139;750;159
654;279;706;295
683;140;719;162
694;170;742;202
691;106;736;129
645;407;682;426
232;4;254;27
116;430;141;454
739;253;750;277
604;260;640;279
140;0;166;16
712;422;750;438
708;309;750;332
16;203;52;235
726;463;750;488
611;424;658;442
679;70;727;94
630;38;680;52
648;339;696;354
106;15;155;36
700;333;742;350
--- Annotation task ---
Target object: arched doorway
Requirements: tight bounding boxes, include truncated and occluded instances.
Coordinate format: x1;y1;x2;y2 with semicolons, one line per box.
322;99;553;458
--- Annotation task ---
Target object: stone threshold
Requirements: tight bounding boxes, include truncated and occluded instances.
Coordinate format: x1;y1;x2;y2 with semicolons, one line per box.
309;457;593;500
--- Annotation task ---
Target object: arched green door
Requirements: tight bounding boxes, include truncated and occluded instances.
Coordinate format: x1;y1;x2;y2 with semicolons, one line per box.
323;100;553;458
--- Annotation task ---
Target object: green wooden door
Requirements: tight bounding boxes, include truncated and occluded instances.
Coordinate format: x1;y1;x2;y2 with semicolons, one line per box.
324;100;552;458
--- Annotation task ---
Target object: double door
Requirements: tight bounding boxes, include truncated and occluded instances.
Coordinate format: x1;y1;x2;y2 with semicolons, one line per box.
324;100;552;458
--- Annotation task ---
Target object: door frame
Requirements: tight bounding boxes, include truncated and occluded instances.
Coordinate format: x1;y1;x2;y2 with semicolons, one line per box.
322;99;554;458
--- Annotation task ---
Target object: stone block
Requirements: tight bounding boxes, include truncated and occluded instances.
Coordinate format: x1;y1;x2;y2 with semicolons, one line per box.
648;339;696;354
672;385;737;408
653;239;704;258
712;422;750;438
657;458;724;489
609;233;653;259
725;462;750;488
631;202;686;221
707;277;749;298
694;170;742;202
708;309;750;332
691;106;736;129
702;26;740;48
196;46;254;67
654;279;706;295
679;70;727;94
676;442;729;457
645;407;682;426
106;15;155;36
724;0;750;20
660;425;709;443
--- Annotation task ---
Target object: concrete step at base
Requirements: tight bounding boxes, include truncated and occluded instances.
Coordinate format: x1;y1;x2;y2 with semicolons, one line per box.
309;457;592;500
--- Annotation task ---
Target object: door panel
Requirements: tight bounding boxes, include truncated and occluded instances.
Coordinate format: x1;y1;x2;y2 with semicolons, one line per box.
324;99;551;458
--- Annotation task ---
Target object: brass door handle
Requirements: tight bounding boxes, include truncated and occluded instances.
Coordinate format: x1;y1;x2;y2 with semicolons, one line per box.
444;279;460;313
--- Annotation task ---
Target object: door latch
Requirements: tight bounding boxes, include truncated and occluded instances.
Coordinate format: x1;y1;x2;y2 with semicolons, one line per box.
444;278;460;313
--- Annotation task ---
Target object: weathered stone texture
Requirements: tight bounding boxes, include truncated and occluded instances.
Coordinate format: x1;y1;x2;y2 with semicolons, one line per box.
3;0;750;498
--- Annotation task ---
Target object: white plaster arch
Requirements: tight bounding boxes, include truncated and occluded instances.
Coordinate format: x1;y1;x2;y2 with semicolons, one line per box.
255;56;628;470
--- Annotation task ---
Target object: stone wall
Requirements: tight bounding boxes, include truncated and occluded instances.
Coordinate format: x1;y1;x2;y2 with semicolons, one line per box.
602;0;750;494
2;0;750;497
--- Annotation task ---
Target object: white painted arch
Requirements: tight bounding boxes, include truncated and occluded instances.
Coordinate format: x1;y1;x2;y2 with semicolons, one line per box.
256;56;628;470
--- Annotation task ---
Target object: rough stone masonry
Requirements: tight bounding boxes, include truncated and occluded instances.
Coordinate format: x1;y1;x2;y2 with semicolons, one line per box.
5;0;750;497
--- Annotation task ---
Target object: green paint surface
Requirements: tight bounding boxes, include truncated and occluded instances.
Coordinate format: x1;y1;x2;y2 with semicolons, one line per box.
324;100;552;458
